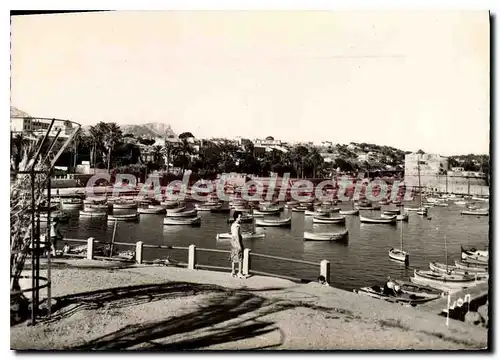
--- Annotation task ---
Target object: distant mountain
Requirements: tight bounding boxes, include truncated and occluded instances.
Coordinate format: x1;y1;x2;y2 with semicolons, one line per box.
121;123;177;138
10;106;31;118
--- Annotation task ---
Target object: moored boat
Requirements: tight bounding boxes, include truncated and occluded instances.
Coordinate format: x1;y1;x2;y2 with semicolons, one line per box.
166;209;198;217
216;231;266;240
360;215;397;224
383;209;401;215
389;248;409;265
253;207;281;216
84;204;108;211
411;269;478;291
304;210;330;217
60;198;83;210
461;246;488;263
461;209;489;216
79;210;107;218
312;216;346;224
108;213;140;222
138;206;166;215
195;203;222;211
227;214;254;224
163;216;202;226
112;201;137;210
354;285;440;305
454;260;488;272
303;229;348;241
381;213;408;222
339;209;359;215
291;206;310;212
429;261;488;277
255;217;292;227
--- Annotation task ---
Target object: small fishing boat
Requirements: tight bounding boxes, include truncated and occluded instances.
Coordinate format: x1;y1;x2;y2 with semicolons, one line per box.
160;200;183;209
461;246;488;263
393;280;445;298
291;206;310;213
356;205;374;210
83;197;107;205
112;201;137;210
255;217;292;227
195;203;222;211
383;209;401;215
167;206;187;213
354;285;439;305
454;260;488;272
40;210;69;222
339;209;359;215
60;198;83;210
163;216;202;226
138;206;166;215
79;210;107;218
378;199;391;205
108;213;140;222
166;209;198;217
312;216;346;224
381;213;408;222
254;207;281;216
210;207;231;213
303;229;348;241
455;201;468;206
216;231;266;240
429;261;488;277
227;214;254;224
360;215;397;224
405;207;424;212
84;203;108;211
461;209;489;216
411;270;478;291
389;219;409;265
434;202;449;207
304;210;330;217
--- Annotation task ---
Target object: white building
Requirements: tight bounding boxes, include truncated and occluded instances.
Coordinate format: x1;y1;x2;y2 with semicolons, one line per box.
10;117;74;139
404;153;449;188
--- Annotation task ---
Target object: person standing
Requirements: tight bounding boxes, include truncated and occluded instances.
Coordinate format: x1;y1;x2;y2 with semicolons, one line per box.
229;211;245;278
50;217;63;257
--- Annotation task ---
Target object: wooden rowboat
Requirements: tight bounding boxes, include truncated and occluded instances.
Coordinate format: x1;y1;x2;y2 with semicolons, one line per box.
312;216;346;224
360;215;397;224
255;217;292;227
383;209;401;215
303;230;348;241
108;213;139;222
355;285;440;305
253;208;281;216
195;203;222;211
163;216;201;226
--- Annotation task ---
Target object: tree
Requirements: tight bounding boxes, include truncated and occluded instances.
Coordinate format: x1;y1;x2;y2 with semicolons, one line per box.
178;132;194;139
103;123;123;172
161;141;178;174
416;149;425;155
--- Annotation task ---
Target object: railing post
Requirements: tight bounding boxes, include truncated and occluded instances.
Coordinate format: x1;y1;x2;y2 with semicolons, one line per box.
188;244;196;270
86;237;94;260
135;241;143;264
243;248;251;276
320;260;330;284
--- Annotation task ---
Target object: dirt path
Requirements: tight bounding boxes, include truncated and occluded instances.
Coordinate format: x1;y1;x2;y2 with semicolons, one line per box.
11;261;488;350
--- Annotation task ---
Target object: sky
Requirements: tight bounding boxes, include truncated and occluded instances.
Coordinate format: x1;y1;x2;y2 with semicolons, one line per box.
11;11;490;155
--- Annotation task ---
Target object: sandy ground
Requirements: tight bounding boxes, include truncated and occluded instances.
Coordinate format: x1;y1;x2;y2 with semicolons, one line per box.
11;259;488;350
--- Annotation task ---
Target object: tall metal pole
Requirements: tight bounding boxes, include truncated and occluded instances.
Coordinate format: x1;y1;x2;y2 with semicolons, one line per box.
46;173;52;317
30;170;36;325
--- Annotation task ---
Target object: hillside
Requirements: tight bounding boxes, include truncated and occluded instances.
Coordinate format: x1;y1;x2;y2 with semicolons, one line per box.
10;106;31;118
120;123;177;138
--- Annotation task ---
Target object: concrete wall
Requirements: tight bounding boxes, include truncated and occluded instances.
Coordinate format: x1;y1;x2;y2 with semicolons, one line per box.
405;174;489;195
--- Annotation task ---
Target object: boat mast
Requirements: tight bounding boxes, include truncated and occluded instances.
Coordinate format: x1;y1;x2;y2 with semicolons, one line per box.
400;221;403;251
445;233;448;273
417;155;422;208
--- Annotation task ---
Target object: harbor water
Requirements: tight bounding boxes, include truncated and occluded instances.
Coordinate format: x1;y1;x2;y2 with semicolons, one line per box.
58;199;489;291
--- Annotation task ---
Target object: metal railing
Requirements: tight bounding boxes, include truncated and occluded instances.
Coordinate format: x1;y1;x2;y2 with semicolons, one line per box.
57;237;331;284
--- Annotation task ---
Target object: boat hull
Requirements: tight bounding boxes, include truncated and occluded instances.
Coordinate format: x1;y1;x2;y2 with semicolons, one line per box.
360;215;397;224
255;217;292;227
166;209;198;217
303;230;348;241
312;216;346;224
163;216;202;226
389;248;409;265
